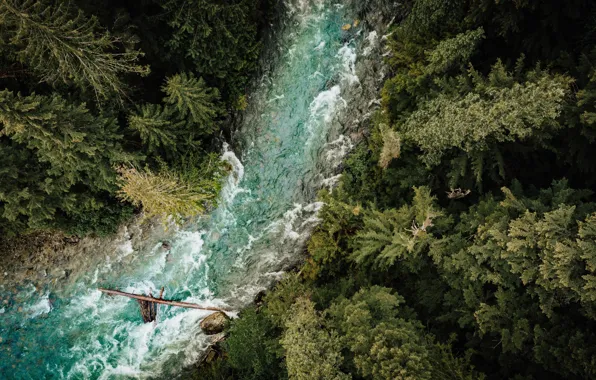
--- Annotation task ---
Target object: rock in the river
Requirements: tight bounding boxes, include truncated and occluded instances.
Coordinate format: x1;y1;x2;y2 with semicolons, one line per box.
200;312;229;335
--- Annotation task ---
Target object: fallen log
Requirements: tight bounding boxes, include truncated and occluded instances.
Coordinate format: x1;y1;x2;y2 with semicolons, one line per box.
98;288;231;313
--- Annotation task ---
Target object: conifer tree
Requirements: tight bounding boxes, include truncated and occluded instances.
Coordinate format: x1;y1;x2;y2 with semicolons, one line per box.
327;287;433;380
0;89;132;230
399;61;571;187
162;0;261;98
281;297;350;380
116;157;224;223
0;0;148;99
352;187;442;269
424;28;485;75
427;180;596;377
163;72;221;133
128;104;184;156
0;90;127;188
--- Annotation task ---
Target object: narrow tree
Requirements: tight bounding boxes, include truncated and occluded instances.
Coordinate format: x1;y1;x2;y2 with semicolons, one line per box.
128;104;184;155
281;297;350;380
162;72;221;133
116;158;224;223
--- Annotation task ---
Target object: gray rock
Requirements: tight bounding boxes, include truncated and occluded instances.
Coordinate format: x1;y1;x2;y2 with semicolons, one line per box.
200;312;230;335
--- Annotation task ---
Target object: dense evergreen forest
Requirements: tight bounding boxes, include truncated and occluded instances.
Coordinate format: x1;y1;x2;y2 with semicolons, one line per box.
0;0;277;237
3;0;596;378
195;0;596;379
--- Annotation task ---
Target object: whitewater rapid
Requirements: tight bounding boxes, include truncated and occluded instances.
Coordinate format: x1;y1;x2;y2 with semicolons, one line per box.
0;0;386;378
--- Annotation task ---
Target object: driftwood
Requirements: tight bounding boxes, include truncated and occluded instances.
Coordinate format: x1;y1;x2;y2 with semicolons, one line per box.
138;289;159;323
98;288;230;314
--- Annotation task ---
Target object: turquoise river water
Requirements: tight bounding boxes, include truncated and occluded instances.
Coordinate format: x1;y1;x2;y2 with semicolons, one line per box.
0;0;383;378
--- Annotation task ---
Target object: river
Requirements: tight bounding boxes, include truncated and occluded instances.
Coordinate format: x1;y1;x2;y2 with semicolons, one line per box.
0;0;386;378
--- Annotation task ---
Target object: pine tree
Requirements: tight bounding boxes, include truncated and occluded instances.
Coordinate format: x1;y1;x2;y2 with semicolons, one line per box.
281;297;350;380
0;0;148;99
352;187;442;269
128;104;184;156
224;307;284;379
399;61;571;186
428;180;596;377
424;28;485;75
162;72;221;133
0;90;133;231
116;160;223;223
262;273;310;328
162;0;261;99
577;49;596;127
327;287;433;380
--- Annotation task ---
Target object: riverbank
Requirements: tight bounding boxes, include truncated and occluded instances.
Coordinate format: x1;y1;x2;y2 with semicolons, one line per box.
0;215;175;298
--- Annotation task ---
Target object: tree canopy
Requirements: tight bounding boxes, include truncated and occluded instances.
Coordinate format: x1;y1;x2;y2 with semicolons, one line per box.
201;1;596;379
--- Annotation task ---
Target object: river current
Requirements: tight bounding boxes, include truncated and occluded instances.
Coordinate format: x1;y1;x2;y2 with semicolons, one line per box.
0;1;385;378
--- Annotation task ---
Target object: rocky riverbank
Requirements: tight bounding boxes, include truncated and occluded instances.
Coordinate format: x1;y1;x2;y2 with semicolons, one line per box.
0;215;174;299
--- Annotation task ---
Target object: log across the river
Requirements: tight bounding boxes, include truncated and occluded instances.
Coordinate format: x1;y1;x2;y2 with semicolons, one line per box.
98;288;231;313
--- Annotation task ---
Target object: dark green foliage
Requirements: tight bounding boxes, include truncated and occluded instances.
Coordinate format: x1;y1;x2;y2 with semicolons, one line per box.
327;287;432;379
263;273;310;327
163;73;221;130
128;104;184;156
212;1;596;379
0;0;274;236
0;0;148;100
224;307;285;379
0;90;135;233
162;0;265;100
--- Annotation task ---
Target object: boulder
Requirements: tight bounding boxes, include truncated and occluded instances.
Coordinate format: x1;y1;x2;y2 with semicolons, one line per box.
200;312;230;335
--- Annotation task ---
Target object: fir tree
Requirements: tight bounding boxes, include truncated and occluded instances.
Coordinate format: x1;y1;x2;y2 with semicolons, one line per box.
162;72;221;133
352;187;442;269
116;157;224;223
424;28;485;75
0;0;148;99
128;104;184;156
281;297;350;380
0;89;133;231
327;287;433;380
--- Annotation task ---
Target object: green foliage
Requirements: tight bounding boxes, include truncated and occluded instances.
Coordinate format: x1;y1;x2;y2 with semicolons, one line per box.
0;90;133;232
162;0;262;99
163;72;221;131
401;0;467;39
0;0;148;100
224;307;285;379
116;154;225;223
424;28;485;75
426;180;596;377
378;122;401;169
577;50;596;128
0;0;273;237
401;62;571;170
426;335;486;380
352;187;442;269
327;287;432;380
263;273;310;327
303;188;363;279
0;90;128;188
128;104;184;155
281;297;350;380
129;73;222;160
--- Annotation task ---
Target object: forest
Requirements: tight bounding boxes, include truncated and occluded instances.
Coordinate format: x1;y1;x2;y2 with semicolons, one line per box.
2;0;596;378
194;0;596;379
0;0;277;237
